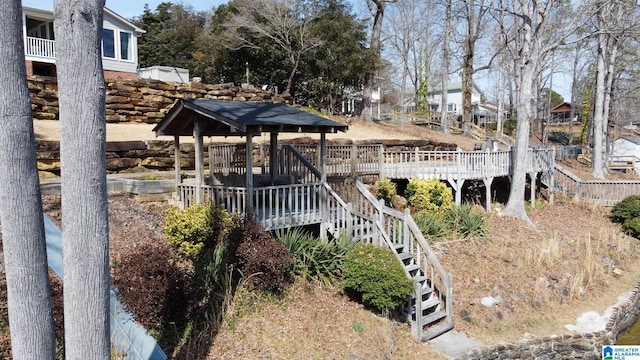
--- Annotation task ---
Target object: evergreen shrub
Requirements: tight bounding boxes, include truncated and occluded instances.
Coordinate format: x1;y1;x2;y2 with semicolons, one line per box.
342;243;414;312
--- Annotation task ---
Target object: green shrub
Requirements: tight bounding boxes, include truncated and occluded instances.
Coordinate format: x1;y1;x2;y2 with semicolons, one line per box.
623;217;640;239
611;195;640;225
193;243;235;301
342;243;414;312
375;180;397;207
405;178;453;215
445;204;488;238
504;118;516;135
234;220;295;292
274;228;354;285
413;211;449;241
163;203;236;259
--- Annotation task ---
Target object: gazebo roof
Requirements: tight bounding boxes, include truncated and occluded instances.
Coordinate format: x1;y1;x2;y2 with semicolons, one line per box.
153;98;348;137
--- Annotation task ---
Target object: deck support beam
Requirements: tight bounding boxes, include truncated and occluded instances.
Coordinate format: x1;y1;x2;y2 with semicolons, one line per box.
483;177;494;212
194;120;203;204
448;177;465;206
529;172;539;209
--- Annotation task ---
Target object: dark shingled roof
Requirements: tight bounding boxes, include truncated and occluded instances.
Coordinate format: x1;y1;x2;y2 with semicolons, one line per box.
153;98;348;137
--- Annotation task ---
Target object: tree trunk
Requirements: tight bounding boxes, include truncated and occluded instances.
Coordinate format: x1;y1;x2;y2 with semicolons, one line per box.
440;0;451;134
53;0;111;358
0;1;56;358
503;61;533;222
461;0;475;135
361;0;389;123
592;28;607;179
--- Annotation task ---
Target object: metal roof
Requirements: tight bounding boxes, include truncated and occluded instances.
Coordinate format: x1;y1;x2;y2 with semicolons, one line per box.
153;99;348;137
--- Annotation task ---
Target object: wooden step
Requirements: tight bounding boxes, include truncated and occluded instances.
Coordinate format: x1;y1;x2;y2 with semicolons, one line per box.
397;252;413;263
421;310;447;326
404;263;419;274
420;321;454;342
419;297;440;311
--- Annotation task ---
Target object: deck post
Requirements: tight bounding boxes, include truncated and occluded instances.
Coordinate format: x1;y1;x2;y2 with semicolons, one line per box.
270;132;278;184
351;144;357;178
194;119;203;204
529;172;538;209
174;134;181;185
378;145;385;180
246;132;254;211
448;177;465;207
320;133;327;183
320;133;328;240
483;177;494;212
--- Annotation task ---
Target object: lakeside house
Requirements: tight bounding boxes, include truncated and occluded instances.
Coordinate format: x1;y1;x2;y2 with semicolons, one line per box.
22;6;145;80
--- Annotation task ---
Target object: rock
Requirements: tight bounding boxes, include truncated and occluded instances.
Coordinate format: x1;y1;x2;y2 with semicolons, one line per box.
481;296;500;308
613;268;623;276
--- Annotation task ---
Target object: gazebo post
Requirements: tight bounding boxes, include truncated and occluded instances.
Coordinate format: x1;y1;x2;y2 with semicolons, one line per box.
320;132;328;240
246;132;254;211
174;134;181;185
194;119;204;204
320;132;327;183
270;131;278;184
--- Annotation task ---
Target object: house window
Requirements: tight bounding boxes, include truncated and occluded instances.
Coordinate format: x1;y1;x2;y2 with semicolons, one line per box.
102;28;115;58
447;103;456;112
120;31;132;60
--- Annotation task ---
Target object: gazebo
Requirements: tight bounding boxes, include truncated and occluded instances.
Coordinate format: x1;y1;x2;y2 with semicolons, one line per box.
153;98;348;228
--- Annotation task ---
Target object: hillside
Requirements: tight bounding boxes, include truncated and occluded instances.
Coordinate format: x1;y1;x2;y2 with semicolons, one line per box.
27;117;640;358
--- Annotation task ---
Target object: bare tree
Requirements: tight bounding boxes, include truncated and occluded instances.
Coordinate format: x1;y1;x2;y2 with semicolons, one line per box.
361;0;397;122
459;0;492;135
385;0;434;115
0;1;55;358
591;0;636;178
497;0;592;220
223;0;323;95
53;0;111;358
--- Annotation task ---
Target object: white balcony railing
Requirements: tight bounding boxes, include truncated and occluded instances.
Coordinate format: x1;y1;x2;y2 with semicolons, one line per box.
25;36;55;58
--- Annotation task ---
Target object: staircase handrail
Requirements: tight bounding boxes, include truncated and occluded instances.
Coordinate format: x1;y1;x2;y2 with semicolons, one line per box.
280;144;322;183
353;181;453;338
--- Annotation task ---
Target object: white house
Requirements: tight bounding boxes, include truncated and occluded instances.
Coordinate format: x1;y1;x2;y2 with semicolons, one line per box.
426;81;483;120
23;6;145;80
610;136;640;174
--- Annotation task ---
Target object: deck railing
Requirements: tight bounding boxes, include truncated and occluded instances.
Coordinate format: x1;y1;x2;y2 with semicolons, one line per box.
178;182;324;230
383;148;553;180
26;36;56;58
554;164;640;206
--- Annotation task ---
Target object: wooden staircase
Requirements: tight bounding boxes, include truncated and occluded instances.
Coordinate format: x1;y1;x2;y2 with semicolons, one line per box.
322;179;454;341
391;241;453;340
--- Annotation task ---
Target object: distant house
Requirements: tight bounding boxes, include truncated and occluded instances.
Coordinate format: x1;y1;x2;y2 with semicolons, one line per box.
23;6;145;80
550;102;580;123
610;136;640;174
426;81;483;120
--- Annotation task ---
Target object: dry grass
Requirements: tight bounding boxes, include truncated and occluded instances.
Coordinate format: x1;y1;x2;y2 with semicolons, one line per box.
442;198;640;345
207;281;447;359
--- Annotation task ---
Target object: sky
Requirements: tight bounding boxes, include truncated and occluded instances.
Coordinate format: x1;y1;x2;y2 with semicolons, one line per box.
22;0;227;19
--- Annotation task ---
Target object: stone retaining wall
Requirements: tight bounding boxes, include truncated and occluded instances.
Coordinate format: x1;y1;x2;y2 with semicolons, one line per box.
457;281;640;359
37;138;459;177
28;76;290;124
